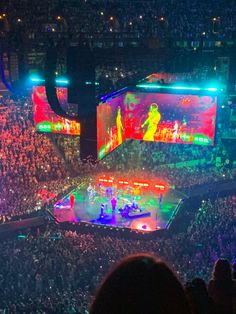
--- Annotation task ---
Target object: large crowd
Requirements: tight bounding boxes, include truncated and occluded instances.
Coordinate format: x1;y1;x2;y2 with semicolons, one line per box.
100;138;235;189
0;194;235;313
0;83;235;312
0;92;235;222
1;0;236;41
0;95;67;221
0;0;236;312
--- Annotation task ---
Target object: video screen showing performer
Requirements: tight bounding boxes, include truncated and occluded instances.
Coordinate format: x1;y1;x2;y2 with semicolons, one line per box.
125;92;217;145
141;103;161;141
97;91;217;159
97;97;125;159
32;86;80;135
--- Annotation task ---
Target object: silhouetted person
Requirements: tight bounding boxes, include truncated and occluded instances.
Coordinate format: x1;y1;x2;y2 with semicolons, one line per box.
233;263;236;281
90;254;191;314
185;277;214;314
208;259;236;314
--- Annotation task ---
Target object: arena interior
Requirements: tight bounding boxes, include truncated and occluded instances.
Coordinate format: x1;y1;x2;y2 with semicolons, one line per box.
0;1;235;313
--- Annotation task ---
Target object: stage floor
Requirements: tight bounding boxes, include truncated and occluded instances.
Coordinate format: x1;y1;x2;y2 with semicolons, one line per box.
54;182;182;232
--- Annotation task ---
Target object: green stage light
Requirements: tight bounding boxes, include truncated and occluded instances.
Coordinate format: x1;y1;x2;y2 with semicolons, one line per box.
17;235;26;239
37;122;53;132
86;81;100;85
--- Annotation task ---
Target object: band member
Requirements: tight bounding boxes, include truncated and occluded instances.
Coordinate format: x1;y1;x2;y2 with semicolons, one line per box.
141;103;161;141
106;187;113;198
69;194;75;209
100;203;105;219
132;198;138;209
116;106;123;145
87;183;95;202
111;197;117;213
87;183;93;194
158;193;163;209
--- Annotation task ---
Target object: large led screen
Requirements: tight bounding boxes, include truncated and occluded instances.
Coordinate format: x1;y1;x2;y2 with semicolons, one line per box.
97;95;126;159
97;92;217;159
32;86;80;135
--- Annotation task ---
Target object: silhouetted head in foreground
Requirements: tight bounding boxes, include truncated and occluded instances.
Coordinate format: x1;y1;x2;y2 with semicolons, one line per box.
212;258;232;283
90;254;191;314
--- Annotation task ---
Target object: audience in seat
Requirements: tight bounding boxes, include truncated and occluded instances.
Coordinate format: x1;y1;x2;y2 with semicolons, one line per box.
208;259;236;314
185;277;215;314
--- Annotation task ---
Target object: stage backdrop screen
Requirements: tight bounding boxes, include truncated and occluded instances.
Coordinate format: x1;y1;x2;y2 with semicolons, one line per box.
97;92;217;159
32;86;80;135
97;94;126;159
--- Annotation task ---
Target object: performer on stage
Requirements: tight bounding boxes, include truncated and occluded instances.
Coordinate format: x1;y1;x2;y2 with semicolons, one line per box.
87;183;93;193
111;197;117;213
100;203;105;219
141;103;161;141
87;183;95;202
69;194;75;209
131;198;138;209
158;193;163;209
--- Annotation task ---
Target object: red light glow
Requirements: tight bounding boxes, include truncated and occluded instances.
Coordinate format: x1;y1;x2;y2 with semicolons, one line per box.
131;217;157;232
133;182;149;187
97;176;167;193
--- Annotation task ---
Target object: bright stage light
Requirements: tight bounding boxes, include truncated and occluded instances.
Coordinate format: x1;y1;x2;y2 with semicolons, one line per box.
136;84;200;90
205;87;218;92
29;76;69;85
136;83;220;92
154;184;165;190
118;180;129;185
56;78;69;84
97;177;167;191
171;86;201;91
30;76;42;83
